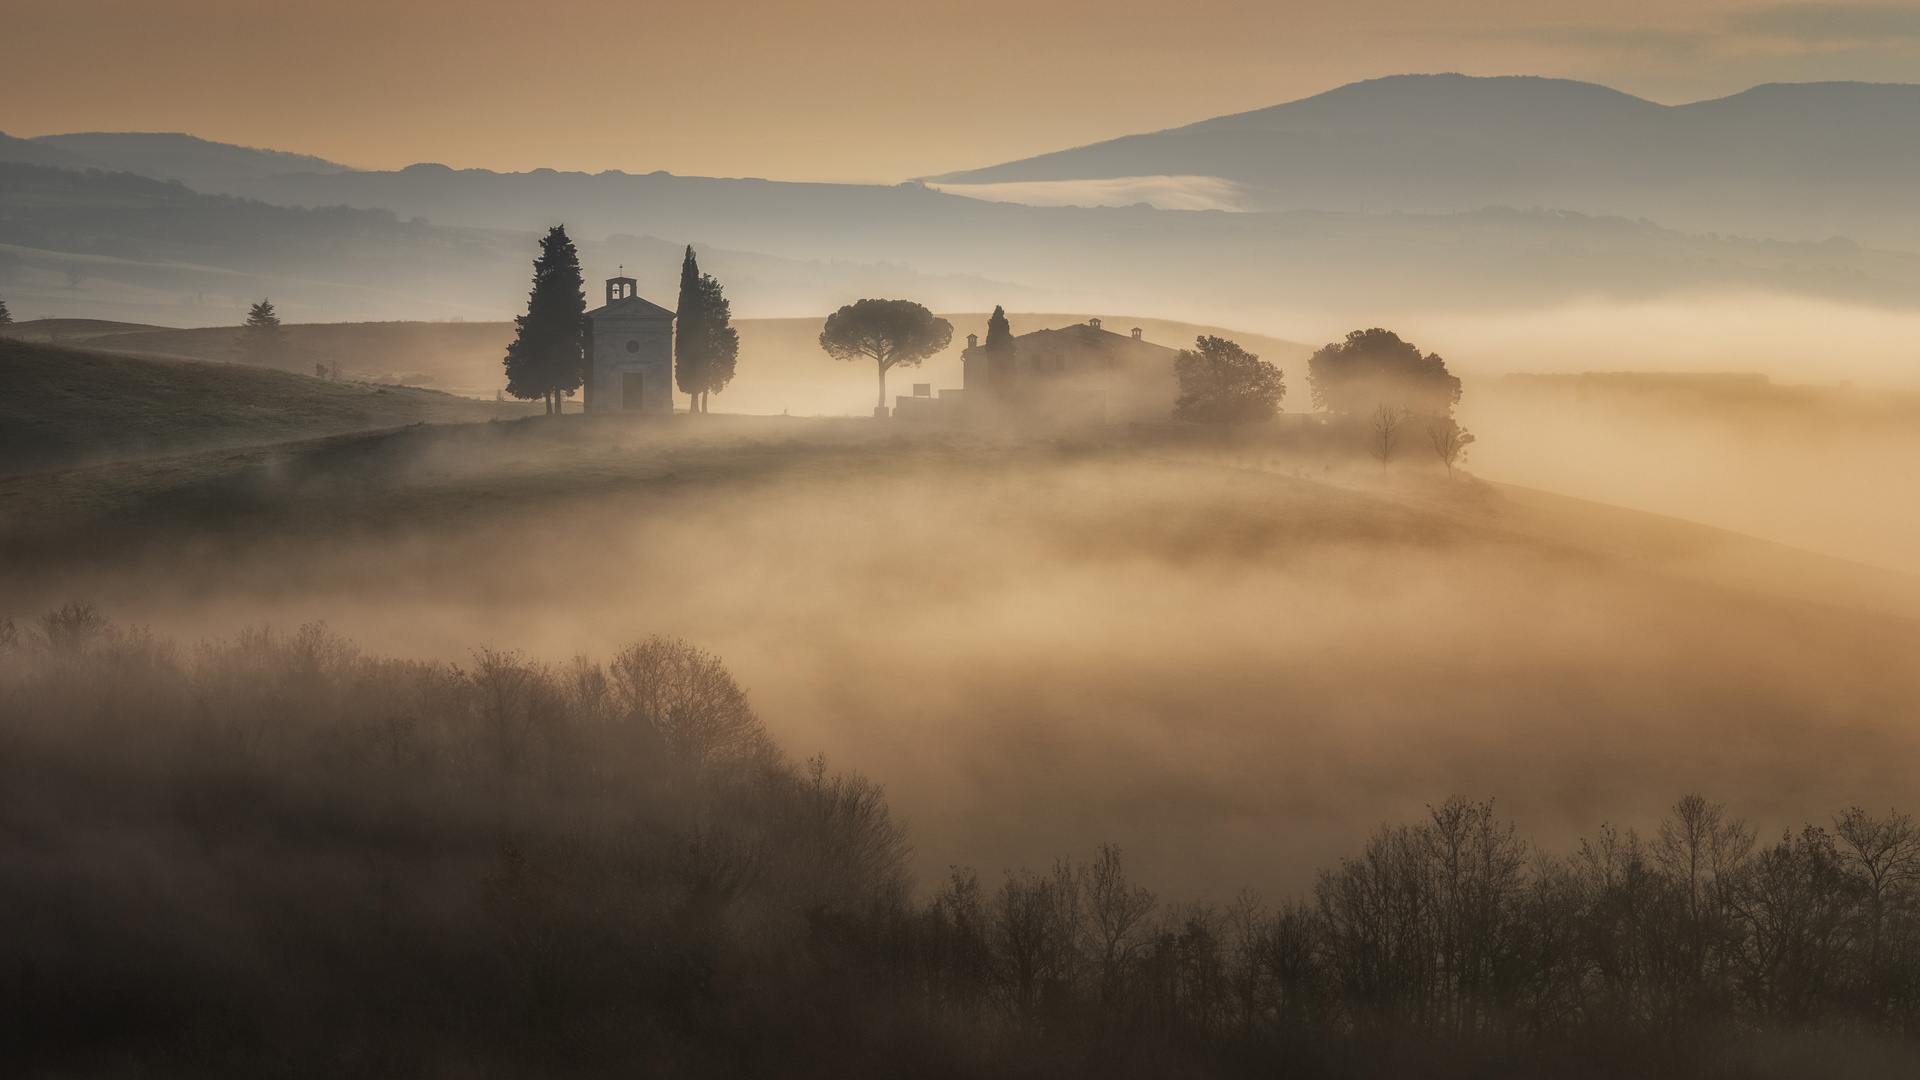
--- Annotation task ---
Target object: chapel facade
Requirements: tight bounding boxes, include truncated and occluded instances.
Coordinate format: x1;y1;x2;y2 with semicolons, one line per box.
583;275;675;414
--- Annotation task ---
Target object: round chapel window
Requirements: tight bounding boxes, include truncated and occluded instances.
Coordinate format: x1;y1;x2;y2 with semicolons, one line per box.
625;340;640;353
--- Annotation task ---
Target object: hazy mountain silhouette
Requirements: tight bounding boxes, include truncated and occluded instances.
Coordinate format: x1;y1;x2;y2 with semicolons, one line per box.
14;157;1920;328
0;132;95;170
19;75;1920;326
0;131;356;194
927;74;1920;245
16;75;1920;256
0;163;1040;325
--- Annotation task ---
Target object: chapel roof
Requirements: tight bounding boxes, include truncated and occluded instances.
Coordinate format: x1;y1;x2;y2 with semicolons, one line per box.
586;294;676;320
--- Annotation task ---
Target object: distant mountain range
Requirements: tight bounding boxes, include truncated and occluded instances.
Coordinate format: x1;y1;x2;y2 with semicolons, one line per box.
12;74;1920;326
14;74;1920;252
0;163;1041;326
928;74;1920;247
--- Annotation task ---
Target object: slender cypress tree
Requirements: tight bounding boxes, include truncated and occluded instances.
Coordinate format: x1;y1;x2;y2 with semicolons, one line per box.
674;246;707;413
691;272;738;412
0;296;13;325
983;304;1015;402
503;226;586;414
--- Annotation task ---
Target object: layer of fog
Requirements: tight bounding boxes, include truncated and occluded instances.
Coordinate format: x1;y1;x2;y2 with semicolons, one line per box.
8;426;1917;903
1461;375;1920;575
924;175;1256;212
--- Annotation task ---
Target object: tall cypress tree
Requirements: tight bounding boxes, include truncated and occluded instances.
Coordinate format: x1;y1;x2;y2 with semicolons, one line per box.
503;226;586;415
984;304;1016;401
674;245;707;413
0;296;13;325
691;272;738;413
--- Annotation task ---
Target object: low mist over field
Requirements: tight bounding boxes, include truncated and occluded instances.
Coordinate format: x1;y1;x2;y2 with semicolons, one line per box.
6;418;1918;900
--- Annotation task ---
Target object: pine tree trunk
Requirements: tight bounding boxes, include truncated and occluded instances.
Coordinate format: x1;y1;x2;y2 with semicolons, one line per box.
877;363;887;411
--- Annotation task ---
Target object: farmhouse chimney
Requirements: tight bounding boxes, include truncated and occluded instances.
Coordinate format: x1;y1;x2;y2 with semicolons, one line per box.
1088;318;1102;330
967;333;978;348
1131;327;1142;340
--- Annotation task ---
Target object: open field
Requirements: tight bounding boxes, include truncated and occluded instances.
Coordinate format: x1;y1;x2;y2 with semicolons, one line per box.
5;413;1917;903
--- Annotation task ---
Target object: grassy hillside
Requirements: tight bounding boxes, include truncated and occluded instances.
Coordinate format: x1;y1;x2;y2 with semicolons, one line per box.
0;337;538;474
0;318;175;343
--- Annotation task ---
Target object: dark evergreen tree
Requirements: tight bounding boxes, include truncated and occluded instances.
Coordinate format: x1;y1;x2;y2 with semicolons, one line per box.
983;304;1015;401
690;272;738;413
674;245;707;413
503;227;586;414
244;298;280;330
0;296;13;325
241;298;283;363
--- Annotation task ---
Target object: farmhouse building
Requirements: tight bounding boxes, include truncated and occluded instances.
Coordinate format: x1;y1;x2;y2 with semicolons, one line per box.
955;317;1180;423
584;275;675;414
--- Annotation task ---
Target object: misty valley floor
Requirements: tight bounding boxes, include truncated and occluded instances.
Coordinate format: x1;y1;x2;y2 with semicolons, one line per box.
3;414;1918;902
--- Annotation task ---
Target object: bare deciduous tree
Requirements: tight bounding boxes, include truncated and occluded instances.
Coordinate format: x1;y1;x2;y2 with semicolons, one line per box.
1427;418;1475;478
1085;844;1156;1000
1655;793;1755;921
1368;403;1406;469
609;636;777;771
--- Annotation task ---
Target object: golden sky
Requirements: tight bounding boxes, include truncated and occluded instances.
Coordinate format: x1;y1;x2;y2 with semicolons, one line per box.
8;0;1920;182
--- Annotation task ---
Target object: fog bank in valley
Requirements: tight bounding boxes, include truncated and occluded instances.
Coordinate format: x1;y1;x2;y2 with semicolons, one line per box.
6;421;1916;902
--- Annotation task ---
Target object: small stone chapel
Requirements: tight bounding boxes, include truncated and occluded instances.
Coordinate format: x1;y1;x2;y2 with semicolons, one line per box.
583;274;675;414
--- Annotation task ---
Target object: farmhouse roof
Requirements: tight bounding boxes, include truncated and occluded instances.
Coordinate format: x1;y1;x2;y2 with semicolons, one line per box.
1010;322;1177;356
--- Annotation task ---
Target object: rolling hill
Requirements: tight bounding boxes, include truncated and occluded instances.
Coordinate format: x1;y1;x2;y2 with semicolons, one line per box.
0;337;537;474
13;158;1920;333
0;130;355;191
0;162;1040;326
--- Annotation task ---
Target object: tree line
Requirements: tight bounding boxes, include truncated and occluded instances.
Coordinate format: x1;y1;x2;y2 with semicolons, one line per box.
2;607;1915;1077
869;795;1920;1076
1168;326;1475;474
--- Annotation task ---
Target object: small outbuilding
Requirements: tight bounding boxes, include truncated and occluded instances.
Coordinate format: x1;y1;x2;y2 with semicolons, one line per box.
584;275;675;414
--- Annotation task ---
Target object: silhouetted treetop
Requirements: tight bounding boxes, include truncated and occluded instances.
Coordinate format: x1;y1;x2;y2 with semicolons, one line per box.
1172;335;1284;434
674;247;737;413
244;298;280;330
1308;327;1461;416
503;225;585;415
819;298;952;411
